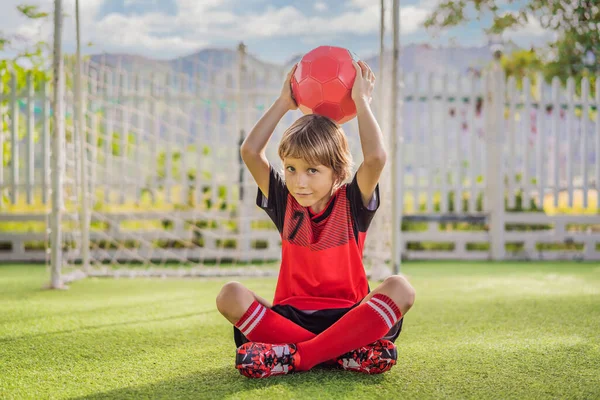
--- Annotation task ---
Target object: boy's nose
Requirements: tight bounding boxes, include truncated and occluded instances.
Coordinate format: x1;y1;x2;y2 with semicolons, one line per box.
296;174;308;187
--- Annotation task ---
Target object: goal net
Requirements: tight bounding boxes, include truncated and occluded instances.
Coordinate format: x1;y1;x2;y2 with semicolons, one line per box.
50;48;393;285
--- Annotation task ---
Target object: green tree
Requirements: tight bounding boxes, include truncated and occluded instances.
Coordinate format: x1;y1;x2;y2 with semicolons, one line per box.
501;48;544;90
1;4;50;66
1;4;51;181
424;1;600;88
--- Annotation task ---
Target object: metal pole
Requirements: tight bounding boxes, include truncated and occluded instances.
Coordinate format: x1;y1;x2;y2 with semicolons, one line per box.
391;0;402;274
75;0;90;274
237;42;250;262
379;0;385;111
50;0;64;288
238;42;247;202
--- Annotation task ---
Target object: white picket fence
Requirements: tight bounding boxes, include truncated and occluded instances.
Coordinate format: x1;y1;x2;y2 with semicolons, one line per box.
1;49;599;264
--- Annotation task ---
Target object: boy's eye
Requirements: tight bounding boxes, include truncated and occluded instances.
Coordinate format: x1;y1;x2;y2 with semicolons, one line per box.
308;168;318;174
286;166;295;172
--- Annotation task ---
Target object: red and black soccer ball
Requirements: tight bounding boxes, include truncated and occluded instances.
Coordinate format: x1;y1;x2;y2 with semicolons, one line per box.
291;46;359;125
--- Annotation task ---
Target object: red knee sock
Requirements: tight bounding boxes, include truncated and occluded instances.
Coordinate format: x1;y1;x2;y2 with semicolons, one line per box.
235;301;316;344
295;294;402;371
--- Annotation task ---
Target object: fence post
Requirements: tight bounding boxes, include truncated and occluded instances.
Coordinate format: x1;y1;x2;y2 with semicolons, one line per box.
0;74;4;209
390;0;403;274
485;51;506;260
26;73;34;205
237;42;251;263
75;0;90;274
50;0;65;288
10;72;19;205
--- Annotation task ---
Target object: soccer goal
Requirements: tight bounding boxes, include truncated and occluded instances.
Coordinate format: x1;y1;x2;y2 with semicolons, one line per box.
46;44;395;287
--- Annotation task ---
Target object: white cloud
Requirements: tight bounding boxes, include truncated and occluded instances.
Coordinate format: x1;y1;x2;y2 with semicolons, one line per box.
314;2;327;12
505;15;548;37
0;0;220;59
95;12;207;54
0;0;443;61
351;0;381;8
398;6;431;34
1;1;100;42
124;0;153;6
417;0;442;10
0;1;52;51
229;2;428;37
503;14;554;47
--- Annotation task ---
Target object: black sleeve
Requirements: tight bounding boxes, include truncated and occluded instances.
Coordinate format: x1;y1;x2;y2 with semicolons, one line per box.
346;173;380;232
256;165;288;233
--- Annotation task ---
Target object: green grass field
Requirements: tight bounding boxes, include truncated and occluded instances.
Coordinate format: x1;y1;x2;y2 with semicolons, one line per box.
1;262;599;400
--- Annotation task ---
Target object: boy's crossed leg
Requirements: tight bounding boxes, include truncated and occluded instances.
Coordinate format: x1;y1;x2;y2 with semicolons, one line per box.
234;275;416;378
216;281;402;375
217;282;315;344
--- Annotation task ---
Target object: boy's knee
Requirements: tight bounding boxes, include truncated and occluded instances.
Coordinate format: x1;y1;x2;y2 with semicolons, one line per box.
216;281;243;310
382;275;416;312
216;281;254;322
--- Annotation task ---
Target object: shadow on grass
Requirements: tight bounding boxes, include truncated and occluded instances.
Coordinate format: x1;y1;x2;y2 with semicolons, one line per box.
0;310;216;343
74;365;386;400
0;293;206;325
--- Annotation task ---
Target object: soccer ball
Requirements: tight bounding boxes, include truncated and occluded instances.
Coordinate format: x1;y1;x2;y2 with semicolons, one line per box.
291;46;358;125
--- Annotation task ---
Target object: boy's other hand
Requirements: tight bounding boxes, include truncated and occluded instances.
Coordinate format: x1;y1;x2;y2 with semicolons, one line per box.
278;64;299;111
351;60;375;106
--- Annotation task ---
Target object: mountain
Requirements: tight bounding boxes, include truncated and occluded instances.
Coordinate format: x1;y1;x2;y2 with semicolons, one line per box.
285;42;520;74
89;53;171;75
90;47;283;79
89;42;521;82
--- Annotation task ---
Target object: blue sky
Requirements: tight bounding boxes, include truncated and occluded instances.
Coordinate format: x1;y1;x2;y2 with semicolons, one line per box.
1;0;553;63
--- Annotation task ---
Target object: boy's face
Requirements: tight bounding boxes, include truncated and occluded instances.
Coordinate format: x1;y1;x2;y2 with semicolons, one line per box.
283;157;336;213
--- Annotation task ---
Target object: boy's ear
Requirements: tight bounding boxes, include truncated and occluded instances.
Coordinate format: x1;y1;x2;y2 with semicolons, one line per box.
333;173;343;188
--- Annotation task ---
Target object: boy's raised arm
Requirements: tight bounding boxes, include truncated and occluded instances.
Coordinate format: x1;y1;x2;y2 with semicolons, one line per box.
352;61;387;207
240;65;297;198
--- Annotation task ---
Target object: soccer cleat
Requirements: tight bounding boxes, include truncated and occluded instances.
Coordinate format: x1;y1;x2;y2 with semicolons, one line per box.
236;342;297;378
335;339;397;374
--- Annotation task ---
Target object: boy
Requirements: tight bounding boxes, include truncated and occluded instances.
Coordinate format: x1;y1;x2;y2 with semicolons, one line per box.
216;60;415;378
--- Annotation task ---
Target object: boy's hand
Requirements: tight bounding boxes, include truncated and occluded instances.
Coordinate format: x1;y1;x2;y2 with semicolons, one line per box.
278;64;299;111
351;60;375;106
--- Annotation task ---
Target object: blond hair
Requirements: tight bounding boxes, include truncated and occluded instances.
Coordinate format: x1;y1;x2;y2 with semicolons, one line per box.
278;114;352;186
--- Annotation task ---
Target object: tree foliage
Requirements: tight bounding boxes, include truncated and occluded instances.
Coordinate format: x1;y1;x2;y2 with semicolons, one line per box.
500;49;544;89
1;4;51;170
1;4;50;65
424;1;600;86
16;4;49;19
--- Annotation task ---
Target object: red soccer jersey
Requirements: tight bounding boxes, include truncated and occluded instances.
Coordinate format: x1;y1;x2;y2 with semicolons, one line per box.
257;166;380;310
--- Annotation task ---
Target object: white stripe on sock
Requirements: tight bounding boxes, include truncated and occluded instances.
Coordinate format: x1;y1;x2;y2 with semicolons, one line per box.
367;302;393;329
371;297;398;325
243;305;267;336
238;304;263;333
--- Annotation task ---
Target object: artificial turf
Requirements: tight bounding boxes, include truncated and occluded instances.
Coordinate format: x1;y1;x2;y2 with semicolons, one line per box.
1;262;599;399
